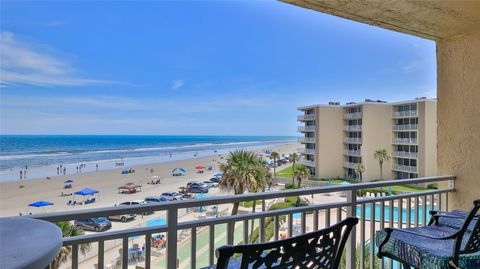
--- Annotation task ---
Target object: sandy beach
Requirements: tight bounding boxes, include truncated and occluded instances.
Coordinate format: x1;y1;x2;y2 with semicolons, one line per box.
0;143;298;217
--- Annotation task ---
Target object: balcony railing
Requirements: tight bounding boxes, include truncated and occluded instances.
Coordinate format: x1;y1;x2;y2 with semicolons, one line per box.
343;161;359;169
297;126;316;132
392;124;418;131
393;151;418;158
343;125;362;131
300;159;316;167
393;110;417;117
298;137;315;143
297;147;316;155
343;112;363;119
297;114;315;121
343;149;361;157
28;176;455;269
344;137;362;144
393;164;418;173
392;138;417;144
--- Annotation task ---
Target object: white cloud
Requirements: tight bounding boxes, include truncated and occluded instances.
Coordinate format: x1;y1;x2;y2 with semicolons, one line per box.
171;79;185;90
0;31;115;87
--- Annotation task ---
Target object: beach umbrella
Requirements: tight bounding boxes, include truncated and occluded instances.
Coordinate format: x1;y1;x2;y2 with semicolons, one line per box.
29;201;54;207
195;165;205;169
172;168;186;175
74;188;99;196
64;179;74;183
214;173;223;178
340;181;351;186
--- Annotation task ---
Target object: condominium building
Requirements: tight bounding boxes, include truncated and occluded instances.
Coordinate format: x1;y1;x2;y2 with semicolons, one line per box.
297;98;437;181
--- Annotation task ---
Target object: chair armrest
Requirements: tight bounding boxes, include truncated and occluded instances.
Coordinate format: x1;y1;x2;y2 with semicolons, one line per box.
385;227;458;240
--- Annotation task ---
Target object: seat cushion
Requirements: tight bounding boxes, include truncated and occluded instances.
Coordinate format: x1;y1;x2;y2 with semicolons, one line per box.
376;227;480;269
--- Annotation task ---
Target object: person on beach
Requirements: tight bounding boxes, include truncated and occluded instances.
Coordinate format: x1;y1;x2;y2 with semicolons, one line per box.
57;167;59;175
19;170;22;180
63;167;66;175
76;166;79;173
169;152;172;158
96;164;98;171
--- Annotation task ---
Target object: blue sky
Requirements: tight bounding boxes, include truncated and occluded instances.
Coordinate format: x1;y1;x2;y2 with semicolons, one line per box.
0;1;436;136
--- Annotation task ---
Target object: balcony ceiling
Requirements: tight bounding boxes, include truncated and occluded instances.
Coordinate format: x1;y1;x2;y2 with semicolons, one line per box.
280;0;480;40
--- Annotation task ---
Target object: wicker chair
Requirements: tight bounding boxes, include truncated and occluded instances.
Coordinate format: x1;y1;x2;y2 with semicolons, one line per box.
214;217;358;269
377;199;480;269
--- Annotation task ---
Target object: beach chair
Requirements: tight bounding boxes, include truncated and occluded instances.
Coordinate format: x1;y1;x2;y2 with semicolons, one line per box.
377;199;480;269
213;217;358;269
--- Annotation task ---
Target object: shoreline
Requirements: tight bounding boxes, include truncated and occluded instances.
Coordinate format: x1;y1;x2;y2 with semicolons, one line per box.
0;142;298;217
0;140;296;183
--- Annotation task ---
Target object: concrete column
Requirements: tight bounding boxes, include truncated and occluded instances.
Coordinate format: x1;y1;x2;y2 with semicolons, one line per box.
437;27;480;210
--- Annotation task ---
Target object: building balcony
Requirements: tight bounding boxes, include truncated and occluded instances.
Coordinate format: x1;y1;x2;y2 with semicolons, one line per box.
392;124;418;131
297;148;316;155
393;110;417;118
393;164;418;173
343;112;362;119
298;137;315;143
392;138;417;144
300;159;316;167
297;114;315;121
297;126;316;132
343;161;359;169
393;151;418;158
343;137;362;144
343;125;362;131
343;149;361;157
14;176;455;269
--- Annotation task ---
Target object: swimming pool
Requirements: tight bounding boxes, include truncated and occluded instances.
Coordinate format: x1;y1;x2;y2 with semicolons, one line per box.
356;203;432;225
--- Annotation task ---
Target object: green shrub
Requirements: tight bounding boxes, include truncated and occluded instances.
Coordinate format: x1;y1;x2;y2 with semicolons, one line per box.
269;202;292;210
427;183;438;189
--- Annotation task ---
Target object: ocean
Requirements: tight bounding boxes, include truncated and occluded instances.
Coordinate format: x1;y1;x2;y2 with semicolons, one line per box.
0;135;296;182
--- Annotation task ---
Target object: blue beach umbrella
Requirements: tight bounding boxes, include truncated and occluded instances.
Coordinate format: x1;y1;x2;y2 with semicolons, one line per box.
74;188;99;196
340;181;351;186
29;201;54;207
171;168;186;175
214;173;223;178
64;179;74;183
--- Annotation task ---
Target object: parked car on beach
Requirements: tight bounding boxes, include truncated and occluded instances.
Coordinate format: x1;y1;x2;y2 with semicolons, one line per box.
187;184;209;193
117;200;153;215
203;180;219;188
74;218;112;232
161;192;183;201
209;177;221;183
144;196;167;203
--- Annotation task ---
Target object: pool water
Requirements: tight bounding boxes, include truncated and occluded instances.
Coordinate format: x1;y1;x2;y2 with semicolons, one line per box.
356;204;432;225
146;218;166;227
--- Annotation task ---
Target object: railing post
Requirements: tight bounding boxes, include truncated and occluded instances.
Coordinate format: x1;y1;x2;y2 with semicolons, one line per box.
167;208;178;269
346;189;357;269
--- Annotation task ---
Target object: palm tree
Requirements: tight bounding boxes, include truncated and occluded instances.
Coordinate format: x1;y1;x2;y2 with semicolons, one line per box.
220;150;269;216
354;163;365;182
289;152;300;185
374;149;390;180
294;165;310;206
50;222;90;269
270;151;280;177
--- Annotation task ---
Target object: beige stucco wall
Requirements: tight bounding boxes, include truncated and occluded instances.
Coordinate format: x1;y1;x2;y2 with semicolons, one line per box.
437;27;480;211
361;104;393;181
419;101;437;177
316;107;344;178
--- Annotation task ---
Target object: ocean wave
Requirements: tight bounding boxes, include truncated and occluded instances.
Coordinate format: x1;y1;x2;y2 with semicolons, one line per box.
0;139;296;161
0;152;70;161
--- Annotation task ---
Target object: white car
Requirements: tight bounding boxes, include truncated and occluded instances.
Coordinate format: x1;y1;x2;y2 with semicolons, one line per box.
203;181;219;188
161;192;183;201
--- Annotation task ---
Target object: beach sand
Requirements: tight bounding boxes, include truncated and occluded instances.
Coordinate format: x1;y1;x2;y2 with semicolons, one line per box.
0;143;298;217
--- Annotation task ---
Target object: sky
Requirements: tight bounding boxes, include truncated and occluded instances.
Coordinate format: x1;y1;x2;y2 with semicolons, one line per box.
0;1;437;136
